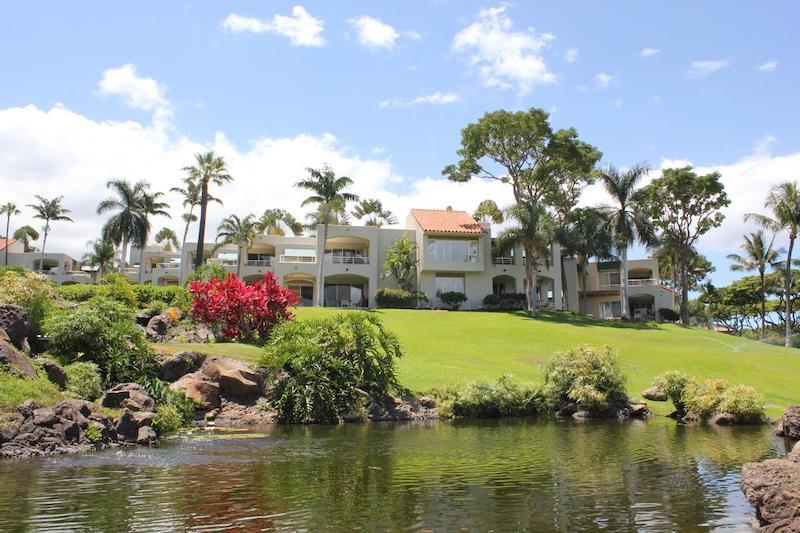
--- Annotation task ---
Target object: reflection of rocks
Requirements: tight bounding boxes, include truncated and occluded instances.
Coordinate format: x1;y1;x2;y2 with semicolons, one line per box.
777;406;800;440
741;441;800;530
557;400;650;420
369;394;438;422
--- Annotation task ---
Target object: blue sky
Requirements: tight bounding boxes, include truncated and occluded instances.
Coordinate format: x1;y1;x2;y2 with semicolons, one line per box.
1;1;798;285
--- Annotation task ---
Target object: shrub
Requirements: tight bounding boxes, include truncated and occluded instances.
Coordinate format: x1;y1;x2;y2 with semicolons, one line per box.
186;263;227;285
659;308;680;322
84;423;103;443
718;384;766;424
375;288;429;309
482;294;501;306
651;371;694;412
437;376;540;418
131;285;188;307
0;271;55;334
101;273;138;307
440;291;467;310
190;272;296;342
542;345;628;414
56;283;100;303
136;375;196;426
152;405;184;436
260;312;403;423
683;379;729;419
64;362;103;400
0;265;26;276
482;293;525;309
57;282;189;309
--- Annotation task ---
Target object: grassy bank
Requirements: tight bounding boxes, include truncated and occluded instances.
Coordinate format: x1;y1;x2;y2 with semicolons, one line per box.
158;308;800;417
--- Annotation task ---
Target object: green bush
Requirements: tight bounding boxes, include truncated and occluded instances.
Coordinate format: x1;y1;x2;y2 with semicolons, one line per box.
683;378;729;418
542;345;628;414
0;265;26;276
260;312;403;423
482;293;525;309
64;362;103;400
650;371;694;412
152;405;184;436
0;271;55;334
56;283;101;303
84;423;103;443
57;282;189;309
439;291;467;310
185;264;227;285
374;288;429;308
437;376;540;418
659;308;680;322
718;384;766;424
131;285;188;307
102;273;138;307
136;375;196;426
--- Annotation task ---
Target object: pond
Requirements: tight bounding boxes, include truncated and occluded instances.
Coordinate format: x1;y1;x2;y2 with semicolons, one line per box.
0;417;789;531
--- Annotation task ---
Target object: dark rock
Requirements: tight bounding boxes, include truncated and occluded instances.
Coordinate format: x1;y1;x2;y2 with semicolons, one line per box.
641;386;668;402
13;432;35;444
201;357;260;399
170;371;220;409
58;419;80;443
0;424;19;444
136;426;157;445
40;358;67;388
133;411;155;428
55;399;93;420
101;383;155;411
0;304;31;349
0;338;36;378
741;458;800;527
114;409;139;442
32;408;58;427
17;399;38;418
158;351;206;382
418;395;436;409
712;412;737;425
790;442;800;463
777;406;800;440
558;403;579;417
628;403;649;418
145;313;172;341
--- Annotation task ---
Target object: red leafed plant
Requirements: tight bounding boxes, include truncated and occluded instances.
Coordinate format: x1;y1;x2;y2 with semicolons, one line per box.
189;272;297;342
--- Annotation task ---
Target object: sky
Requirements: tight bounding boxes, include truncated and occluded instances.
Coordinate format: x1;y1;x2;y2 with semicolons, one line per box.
0;1;798;286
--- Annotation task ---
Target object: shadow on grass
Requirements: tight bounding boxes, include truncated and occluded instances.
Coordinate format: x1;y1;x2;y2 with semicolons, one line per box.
508;310;662;330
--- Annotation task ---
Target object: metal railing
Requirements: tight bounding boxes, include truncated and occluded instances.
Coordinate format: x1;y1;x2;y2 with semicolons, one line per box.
598;278;659;290
207;258;238;266
155;262;181;269
492;257;515;265
245;259;271;267
325;255;368;265
280;255;316;264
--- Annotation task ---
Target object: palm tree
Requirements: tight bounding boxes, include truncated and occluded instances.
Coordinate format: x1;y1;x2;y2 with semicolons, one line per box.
97;179;148;273
599;164;655;319
13;226;39;252
257;209;304;236
27;195;73;272
563;207;613;314
83;238;116;279
295;166;359;306
495;202;556;317
171;176;222;250
155;227;180;251
0;202;21;266
745;181;800;347
182;152;233;269
727;230;782;339
134;191;170;283
351;198;398;227
473;199;504;224
215;214;257;278
304;198;350;233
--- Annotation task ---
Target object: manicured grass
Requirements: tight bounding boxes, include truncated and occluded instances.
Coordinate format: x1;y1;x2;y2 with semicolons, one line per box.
157;308;800;417
156;341;262;363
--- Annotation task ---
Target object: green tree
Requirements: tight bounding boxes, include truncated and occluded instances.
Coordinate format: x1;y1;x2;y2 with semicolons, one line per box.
182;152;233;269
295;166;359;306
727;230;782;338
745;181;800;347
473;199;504;224
135;190;171;283
154;227;180;251
641;166;730;325
12;225;39;252
351;198;397;227
598;164;655;319
257;208;304;236
215;214;257;278
27;195;73;271
83;238;116;278
0;202;21;266
383;234;418;291
97;179;148;273
562;207;613;314
170;176;222;250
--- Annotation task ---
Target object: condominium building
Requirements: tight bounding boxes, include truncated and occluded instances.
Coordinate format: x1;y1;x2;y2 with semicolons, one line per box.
1;239;92;285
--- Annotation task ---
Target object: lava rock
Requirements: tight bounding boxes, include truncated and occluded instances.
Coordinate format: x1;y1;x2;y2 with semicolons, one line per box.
40;358;67;389
201;357;260;399
741;458;800;527
158;351;206;382
712;412;737;425
777;406;800;440
136;426;157;445
170;371;220;409
0;338;36;378
641;386;668;402
0;304;31;349
114;409;140;442
32;408;58;428
101;383;155;411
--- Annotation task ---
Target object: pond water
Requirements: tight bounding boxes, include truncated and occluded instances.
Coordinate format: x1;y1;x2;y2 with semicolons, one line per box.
0;417;789;532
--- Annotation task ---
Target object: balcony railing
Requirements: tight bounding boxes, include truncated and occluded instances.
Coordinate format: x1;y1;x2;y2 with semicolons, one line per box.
492;256;515;265
598;278;659;290
325;255;369;265
280;255;316;264
245;259;271;267
207;258;238;266
155;262;181;269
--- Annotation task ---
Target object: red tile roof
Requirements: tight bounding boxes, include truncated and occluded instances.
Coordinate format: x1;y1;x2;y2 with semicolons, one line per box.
0;239;16;251
410;209;484;234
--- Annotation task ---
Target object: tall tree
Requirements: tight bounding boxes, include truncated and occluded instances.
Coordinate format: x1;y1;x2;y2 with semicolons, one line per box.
97;179;148;273
727;230;782;338
351;199;398;227
27;195;73;271
473;199;504;224
599;164;655;319
641;166;730;325
295;166;358;306
495;202;557;316
562;207;613;314
134;190;171;283
257;208;304;236
171;176;222;250
215;214;257;278
154;227;180;251
0;202;21;266
745;181;800;347
83;238;116;278
182;152;232;269
12;226;39;252
383;234;418;291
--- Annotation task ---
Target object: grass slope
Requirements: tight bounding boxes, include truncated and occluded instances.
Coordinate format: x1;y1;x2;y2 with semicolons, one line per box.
159;308;800;417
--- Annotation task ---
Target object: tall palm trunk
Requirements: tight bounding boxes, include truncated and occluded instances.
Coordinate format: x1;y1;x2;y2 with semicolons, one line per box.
316;222;328;306
181;205;195;251
759;268;766;339
118;237;128;274
39;222;50;272
4;213;10;266
237;241;244;278
580;260;589;314
138;247;145;284
524;245;537;318
785;235;795;348
620;247;630;319
194;181;209;269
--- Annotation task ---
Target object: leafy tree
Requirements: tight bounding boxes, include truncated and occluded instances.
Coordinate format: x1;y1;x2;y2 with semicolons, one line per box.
12;225;39;252
215;214;257;278
382;234;418;291
727;230;782;338
351;198;397;227
473;199;504;224
641;167;730;325
182;152;233;269
83;238;116;278
562;207;613;314
257;208;304;236
171;176;222;250
154;227;180;251
745;181;800;347
0;202;21;266
97;179;148;273
598;164;655;319
134;190;170;283
295;166;359;306
27;195;73;271
706;276;767;335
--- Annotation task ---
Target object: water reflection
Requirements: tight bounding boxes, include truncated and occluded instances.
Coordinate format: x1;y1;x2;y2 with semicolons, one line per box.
0;418;787;532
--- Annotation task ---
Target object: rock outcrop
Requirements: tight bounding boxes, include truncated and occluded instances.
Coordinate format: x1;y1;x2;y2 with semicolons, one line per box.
641;386;668;402
200;357;261;400
40;358;67;388
158;351;206;382
100;383;156;412
0;334;36;378
170;371;220;409
0;304;31;350
741;441;800;530
777;406;800;440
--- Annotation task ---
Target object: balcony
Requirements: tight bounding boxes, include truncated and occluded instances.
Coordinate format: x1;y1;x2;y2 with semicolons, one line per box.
207;258;238;267
246;259;271;267
492;256;515;265
280;255;316;264
598;278;659;290
325;254;368;265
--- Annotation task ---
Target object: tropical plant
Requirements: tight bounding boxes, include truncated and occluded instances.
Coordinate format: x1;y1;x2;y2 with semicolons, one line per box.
561;207;613;314
436;376;540;418
12;225;39;252
83;238;116;278
182;152;233;269
439;291;467;310
295;166;359;306
382;234;418;291
0;271;55;334
27;195;73;271
257;208;303;236
727;230;782;338
303;197;350;233
215;214;257;277
170;176;222;250
0;202;21;266
64;362;103;400
650;370;694;414
745;181;800;347
598;164;654;319
154;227;180;251
97;179;148;273
350;198;397;227
473;199;504;224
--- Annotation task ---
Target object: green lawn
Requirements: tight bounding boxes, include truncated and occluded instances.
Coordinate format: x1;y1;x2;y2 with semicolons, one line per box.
158;308;800;417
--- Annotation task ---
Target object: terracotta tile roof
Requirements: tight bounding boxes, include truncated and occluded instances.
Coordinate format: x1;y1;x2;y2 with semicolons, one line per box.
410;209;484;234
0;239;15;251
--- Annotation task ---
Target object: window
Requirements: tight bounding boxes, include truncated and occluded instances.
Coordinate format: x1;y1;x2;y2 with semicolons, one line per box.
248;253;272;261
602;301;622;318
324;283;365;307
600;272;621;287
435;275;465;295
427;239;478;263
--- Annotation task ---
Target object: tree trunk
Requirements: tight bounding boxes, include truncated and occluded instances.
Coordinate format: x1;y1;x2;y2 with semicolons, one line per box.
560;255;568;310
316;222;328;306
785;235;795;348
181;205;194;251
4;214;10;266
620;247;630;319
760;269;766;339
138;246;145;284
40;223;49;272
580;260;588;314
680;260;690;325
194;181;209;269
237;242;243;278
118;237;128;274
524;246;537;318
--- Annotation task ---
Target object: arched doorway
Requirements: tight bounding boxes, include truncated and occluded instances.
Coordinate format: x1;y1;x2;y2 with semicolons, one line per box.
492;274;517;295
323;273;369;308
284;273;315;307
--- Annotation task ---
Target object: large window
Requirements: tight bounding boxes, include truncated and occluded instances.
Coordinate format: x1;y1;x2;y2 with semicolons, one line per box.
435;275;465;295
602;300;622;318
427;239;478;263
324;283;365;307
599;272;621;287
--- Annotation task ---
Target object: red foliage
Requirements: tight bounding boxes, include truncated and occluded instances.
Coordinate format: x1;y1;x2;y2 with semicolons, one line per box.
189;272;297;342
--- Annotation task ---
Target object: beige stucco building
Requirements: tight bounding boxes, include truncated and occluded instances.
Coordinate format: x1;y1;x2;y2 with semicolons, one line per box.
1;238;92;285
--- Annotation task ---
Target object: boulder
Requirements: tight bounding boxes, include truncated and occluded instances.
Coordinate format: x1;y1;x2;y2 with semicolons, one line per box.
179;326;213;344
58;419;80;443
170;371;219;409
558;403;579;417
712;412;737;425
32;408;58;428
418;395;436;409
101;383;155;411
158;351;206;382
55;399;93;420
145;313;171;341
132;411;155;428
628;403;649;418
777;406;800;440
641;386;668;402
0;304;31;349
0;338;36;378
114;409;140;442
136;426;157;445
201;357;260;399
16;399;38;419
40;358;67;389
741;458;800;527
789;441;800;463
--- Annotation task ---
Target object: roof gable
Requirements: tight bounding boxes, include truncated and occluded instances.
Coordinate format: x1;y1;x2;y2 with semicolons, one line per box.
410;209;484;234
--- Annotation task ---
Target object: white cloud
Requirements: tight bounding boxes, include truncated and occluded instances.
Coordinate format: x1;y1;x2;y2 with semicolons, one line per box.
453;5;556;94
221;6;325;47
758;60;779;73
641;47;661;57
379;91;460;109
593;72;616;89
687;58;730;78
348;16;401;50
96;64;168;112
564;48;578;63
753;134;777;156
